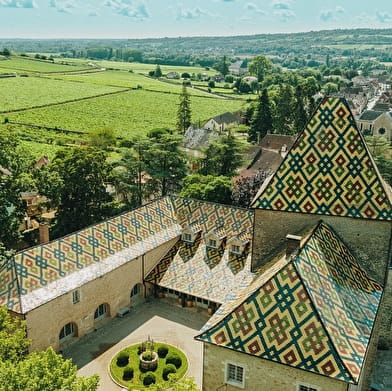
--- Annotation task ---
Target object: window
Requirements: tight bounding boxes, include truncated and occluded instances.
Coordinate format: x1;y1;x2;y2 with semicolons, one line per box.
94;303;108;321
226;363;245;388
183;233;192;242
72;290;80;304
297;384;319;391
231;245;241;254
378;127;386;135
130;284;141;297
208;239;217;248
59;322;76;342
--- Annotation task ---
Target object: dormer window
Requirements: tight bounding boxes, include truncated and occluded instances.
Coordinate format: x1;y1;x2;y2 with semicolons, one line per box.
208;239;217;249
183;233;192;243
182;223;202;244
227;233;250;256
231;244;241;254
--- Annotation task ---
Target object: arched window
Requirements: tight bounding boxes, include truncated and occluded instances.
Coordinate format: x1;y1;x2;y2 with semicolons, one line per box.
59;322;76;342
94;303;108;321
130;283;142;298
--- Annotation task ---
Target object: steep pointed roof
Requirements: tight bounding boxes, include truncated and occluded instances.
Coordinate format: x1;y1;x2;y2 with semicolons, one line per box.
251;97;392;220
196;222;382;384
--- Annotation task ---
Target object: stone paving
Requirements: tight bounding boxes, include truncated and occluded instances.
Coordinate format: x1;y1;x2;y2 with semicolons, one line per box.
62;298;209;391
371;349;392;391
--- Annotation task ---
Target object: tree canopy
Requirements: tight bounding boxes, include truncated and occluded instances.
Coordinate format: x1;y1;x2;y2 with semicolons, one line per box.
176;86;192;133
0;307;99;391
248;54;273;82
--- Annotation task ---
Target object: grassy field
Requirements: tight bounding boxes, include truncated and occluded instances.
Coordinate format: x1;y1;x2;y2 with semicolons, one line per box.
0;76;124;112
6;89;245;138
0;56;90;73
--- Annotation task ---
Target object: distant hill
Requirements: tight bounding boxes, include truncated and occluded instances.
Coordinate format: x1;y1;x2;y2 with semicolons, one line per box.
1;28;392;60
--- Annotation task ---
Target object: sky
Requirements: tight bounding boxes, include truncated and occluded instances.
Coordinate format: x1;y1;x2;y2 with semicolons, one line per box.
0;0;391;39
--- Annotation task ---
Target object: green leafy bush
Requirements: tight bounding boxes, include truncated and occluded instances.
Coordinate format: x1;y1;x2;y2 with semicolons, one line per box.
157;346;168;358
165;352;182;369
162;363;177;381
122;367;134;380
116;352;129;367
142;351;153;361
142;372;156;386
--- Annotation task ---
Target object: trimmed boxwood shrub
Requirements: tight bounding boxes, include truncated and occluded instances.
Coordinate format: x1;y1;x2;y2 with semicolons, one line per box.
142;372;156;386
116;352;129;367
165;352;182;369
157;346;168;358
162;363;177;381
122;367;134;381
137;345;144;355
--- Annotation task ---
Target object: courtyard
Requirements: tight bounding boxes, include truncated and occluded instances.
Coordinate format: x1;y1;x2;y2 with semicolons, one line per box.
62;298;210;390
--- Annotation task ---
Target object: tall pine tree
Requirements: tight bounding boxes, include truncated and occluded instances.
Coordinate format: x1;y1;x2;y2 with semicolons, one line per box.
248;88;273;143
176;86;192;133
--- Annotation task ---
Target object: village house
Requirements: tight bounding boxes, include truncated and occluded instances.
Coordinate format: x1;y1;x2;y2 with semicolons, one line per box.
1;97;391;391
357;110;392;142
229;60;247;76
204;112;240;132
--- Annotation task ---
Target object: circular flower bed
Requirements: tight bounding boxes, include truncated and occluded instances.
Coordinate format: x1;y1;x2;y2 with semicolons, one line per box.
109;342;188;389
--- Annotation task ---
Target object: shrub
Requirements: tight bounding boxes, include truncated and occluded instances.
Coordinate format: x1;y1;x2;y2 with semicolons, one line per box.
137;344;144;355
142;372;156;386
122;367;134;381
165;352;182;369
116;352;129;367
157;346;168;358
142;351;153;361
163;363;177;381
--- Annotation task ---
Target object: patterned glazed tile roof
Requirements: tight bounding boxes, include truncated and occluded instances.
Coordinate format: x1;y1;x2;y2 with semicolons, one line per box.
196;222;382;384
145;198;255;303
252;97;392;220
0;197;182;313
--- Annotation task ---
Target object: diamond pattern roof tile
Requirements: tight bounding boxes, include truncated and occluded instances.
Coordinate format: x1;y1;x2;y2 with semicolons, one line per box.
251;97;392;220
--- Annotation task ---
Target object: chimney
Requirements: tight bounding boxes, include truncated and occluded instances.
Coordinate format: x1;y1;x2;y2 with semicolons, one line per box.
286;234;302;259
39;222;49;244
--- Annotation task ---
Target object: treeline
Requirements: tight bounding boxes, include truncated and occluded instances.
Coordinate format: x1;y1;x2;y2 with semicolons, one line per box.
2;28;392;63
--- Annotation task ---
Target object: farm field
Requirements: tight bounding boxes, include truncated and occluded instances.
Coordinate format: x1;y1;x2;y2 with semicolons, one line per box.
47;71;213;97
0;76;125;112
6;89;245;139
0;56;90;73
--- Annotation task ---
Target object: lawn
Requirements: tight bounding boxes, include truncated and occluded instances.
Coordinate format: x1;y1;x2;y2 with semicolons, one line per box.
0;56;90;73
0;76;124;112
6;89;246;139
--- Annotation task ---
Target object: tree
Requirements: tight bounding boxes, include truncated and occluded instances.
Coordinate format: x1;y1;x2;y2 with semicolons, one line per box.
154;64;162;78
144;134;187;197
248;88;273;143
0;308;99;391
0;128;35;247
273;84;294;134
180;175;232;204
48;147;115;238
213;55;229;76
2;48;10;56
198;134;243;177
176;86;192;133
248;54;273;82
292;85;307;134
142;375;199;391
90;127;116;150
113;138;149;208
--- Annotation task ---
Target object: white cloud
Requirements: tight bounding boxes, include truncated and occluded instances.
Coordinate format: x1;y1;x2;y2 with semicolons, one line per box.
104;0;149;20
245;2;267;15
176;6;207;20
49;0;75;14
320;6;345;22
0;0;37;8
376;10;392;23
271;0;291;10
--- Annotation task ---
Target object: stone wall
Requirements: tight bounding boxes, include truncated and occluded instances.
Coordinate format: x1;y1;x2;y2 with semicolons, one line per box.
25;237;178;352
202;343;348;391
